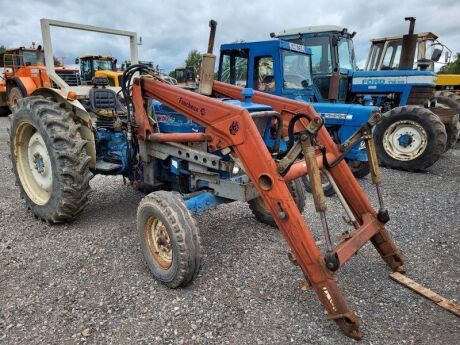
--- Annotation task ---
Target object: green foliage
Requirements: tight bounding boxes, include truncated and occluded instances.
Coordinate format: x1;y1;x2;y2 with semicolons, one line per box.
439;53;460;74
0;45;5;67
53;56;63;67
185;49;202;74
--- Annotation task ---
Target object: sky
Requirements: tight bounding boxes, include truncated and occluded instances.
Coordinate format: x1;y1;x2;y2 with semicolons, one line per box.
1;0;459;73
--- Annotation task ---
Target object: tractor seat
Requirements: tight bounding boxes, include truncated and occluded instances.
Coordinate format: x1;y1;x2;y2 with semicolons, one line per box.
89;78;124;114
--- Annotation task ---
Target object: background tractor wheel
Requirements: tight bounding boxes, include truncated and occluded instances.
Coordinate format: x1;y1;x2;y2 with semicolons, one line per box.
432;91;460;150
0;106;10;116
302;171;335;197
346;160;370;179
8;86;24;110
137;191;201;288
9;96;91;223
374;106;447;171
249;178;306;227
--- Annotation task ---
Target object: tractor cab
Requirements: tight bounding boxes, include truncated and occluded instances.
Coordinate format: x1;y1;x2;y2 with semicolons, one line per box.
217;39;380;171
365;32;450;72
218;40;317;102
172;67;197;89
274;26;357;102
1;46;45;70
76;55;121;86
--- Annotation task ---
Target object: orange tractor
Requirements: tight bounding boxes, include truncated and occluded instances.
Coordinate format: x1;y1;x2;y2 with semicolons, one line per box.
0;44;80;113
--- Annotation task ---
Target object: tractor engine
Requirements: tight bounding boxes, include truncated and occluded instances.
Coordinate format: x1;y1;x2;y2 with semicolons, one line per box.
94;113;131;175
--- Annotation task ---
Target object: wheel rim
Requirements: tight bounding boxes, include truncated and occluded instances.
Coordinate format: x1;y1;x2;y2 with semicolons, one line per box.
383;120;428;161
145;216;173;269
14;122;53;205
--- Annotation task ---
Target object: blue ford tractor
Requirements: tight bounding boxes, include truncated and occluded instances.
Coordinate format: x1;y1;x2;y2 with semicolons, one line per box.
217;39;380;194
273;18;459;171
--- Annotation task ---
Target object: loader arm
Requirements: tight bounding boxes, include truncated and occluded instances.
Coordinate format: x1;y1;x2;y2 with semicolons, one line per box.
132;77;404;339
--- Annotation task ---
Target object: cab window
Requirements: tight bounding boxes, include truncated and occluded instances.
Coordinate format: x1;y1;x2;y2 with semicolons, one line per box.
81;59;93;81
254;56;275;92
338;39;353;70
219;50;249;87
299;36;331;74
367;43;384;70
282;50;311;89
381;41;403;70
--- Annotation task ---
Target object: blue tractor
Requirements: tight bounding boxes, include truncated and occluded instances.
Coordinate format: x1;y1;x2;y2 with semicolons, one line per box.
217;39;380;194
273;18;459;171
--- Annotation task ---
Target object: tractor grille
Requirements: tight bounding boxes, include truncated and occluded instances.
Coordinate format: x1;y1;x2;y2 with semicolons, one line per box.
407;86;435;106
53;71;82;87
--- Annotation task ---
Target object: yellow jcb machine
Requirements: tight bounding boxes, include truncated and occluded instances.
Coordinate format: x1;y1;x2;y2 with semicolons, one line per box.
75;55;122;86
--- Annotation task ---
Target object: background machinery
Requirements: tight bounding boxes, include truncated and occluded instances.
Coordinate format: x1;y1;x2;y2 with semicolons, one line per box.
274;18;459;171
364;19;460;150
171;66;198;89
217;39;378;194
76;54;122;86
0;44;80;113
9;18;407;340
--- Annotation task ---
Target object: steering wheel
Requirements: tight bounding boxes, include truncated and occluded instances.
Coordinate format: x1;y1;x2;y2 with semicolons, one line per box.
284;74;305;83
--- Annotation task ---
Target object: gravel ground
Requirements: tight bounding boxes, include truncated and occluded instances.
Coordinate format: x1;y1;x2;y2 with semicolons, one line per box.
0;115;459;344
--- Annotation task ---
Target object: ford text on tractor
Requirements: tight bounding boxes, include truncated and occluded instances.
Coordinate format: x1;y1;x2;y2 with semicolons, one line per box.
9;19;409;339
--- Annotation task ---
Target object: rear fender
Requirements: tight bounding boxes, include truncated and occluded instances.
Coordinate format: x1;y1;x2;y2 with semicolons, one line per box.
31;87;96;168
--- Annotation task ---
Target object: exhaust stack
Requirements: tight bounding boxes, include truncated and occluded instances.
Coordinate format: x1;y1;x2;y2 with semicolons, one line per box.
199;19;218;95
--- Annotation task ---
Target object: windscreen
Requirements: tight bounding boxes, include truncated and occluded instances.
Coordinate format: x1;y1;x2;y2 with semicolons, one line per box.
281;50;312;89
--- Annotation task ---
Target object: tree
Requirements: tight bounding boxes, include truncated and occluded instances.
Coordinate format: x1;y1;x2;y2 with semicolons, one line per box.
439;53;460;74
0;45;5;67
53;56;63;67
185;49;202;74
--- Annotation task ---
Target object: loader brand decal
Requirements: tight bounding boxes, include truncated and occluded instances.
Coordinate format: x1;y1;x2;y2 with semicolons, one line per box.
229;121;239;135
352;75;437;86
178;97;206;116
289;42;305;53
320;113;353;120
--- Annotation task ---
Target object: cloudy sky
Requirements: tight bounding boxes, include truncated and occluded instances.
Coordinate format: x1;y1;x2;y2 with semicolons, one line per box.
1;0;459;72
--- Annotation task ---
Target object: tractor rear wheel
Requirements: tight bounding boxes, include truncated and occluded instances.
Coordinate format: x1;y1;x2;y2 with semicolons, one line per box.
9;96;92;222
346;160;370;179
137;191;201;288
432;91;460;150
249;178;306;227
8;86;23;110
374;106;447;171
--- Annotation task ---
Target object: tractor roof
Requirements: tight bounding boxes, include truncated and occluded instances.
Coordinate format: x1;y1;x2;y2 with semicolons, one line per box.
276;25;345;37
80;55;114;60
370;32;438;43
5;47;40;53
220;39;311;55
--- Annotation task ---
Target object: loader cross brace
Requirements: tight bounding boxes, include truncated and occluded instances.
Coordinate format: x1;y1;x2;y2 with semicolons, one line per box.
132;78;404;340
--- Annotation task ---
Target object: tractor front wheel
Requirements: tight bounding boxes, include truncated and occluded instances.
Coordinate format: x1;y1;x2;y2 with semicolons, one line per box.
137;191;201;288
374;106;447;171
432;91;460;151
9;96;92;222
249;178;306;227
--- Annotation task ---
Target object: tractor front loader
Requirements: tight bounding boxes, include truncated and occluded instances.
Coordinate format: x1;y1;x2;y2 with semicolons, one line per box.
8;19;405;339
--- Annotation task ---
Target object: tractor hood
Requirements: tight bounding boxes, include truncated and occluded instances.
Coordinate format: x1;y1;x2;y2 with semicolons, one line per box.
350;69;437;92
312;102;379;126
